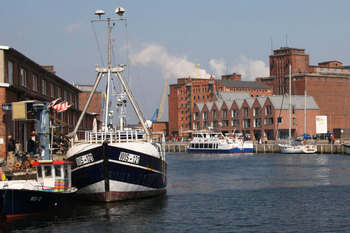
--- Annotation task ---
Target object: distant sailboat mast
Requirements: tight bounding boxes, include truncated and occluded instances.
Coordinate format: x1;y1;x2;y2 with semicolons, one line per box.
289;64;292;143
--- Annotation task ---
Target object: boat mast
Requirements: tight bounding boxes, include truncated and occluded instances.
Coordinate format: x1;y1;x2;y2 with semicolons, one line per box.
304;77;307;135
289;64;292;143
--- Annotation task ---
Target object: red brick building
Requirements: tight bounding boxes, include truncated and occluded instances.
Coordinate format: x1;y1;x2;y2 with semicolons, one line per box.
73;84;102;121
192;93;320;140
168;74;271;137
0;46;95;159
257;47;350;135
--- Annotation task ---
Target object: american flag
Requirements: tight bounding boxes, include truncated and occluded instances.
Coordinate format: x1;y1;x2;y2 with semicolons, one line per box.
51;101;73;113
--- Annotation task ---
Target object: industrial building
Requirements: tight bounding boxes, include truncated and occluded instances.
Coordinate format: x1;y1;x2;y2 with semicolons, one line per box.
192;92;320;140
168;74;271;137
257;47;350;135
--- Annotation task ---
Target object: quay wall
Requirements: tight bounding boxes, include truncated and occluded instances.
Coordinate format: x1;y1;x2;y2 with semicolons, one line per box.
165;141;348;154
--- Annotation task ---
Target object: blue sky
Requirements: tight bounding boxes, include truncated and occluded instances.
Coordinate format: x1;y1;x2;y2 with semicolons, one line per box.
1;0;350;122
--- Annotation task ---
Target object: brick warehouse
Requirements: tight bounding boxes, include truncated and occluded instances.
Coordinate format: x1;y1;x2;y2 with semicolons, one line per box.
168;74;272;137
192;93;320;140
257;47;350;135
0;46;96;159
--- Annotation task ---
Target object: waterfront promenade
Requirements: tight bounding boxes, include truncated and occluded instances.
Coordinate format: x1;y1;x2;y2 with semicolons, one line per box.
165;140;348;154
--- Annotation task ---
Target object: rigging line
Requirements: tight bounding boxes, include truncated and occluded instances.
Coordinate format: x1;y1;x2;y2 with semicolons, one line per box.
124;19;131;86
275;94;285;142
111;39;117;67
91;21;105;66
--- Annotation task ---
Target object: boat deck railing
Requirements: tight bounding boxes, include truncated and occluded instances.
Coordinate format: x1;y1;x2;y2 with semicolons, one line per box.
85;130;146;144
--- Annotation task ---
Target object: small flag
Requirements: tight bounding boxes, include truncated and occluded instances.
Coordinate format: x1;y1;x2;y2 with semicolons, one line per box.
48;97;61;108
52;101;73;113
0;167;6;181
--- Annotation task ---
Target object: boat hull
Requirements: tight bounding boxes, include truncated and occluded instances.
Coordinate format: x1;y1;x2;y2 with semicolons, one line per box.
0;189;76;220
66;142;167;202
343;144;350;154
279;143;317;154
187;147;253;153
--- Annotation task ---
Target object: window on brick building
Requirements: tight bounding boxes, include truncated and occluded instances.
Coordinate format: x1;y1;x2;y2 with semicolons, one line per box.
221;120;228;127
222;109;227;119
20;68;27;87
212;110;217;119
265;105;271;116
243;119;250;128
8;61;13;85
253;108;261;116
254;118;261;128
231;119;240;127
264;118;274;125
277;117;283;123
33;74;38;92
203;112;208;120
232;109;238;118
243;107;248;117
50;83;55;97
57;87;62;98
41;79;47;95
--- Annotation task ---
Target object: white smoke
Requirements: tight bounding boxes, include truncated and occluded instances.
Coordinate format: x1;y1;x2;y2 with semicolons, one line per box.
130;44;211;79
130;43;269;81
210;55;269;81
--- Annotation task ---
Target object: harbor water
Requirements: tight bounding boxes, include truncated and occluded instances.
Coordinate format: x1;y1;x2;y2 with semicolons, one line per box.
2;152;350;232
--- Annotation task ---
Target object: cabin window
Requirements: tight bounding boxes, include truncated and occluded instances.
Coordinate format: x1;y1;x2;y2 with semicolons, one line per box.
44;166;52;177
37;166;42;178
209;144;213;149
200;144;203;148
64;166;69;178
55;166;62;177
204;144;208;148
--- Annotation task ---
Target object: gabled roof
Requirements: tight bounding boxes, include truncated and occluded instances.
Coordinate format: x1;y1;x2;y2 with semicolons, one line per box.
256;96;267;106
268;95;319;110
195;102;205;112
224;100;233;109
205;102;214;110
245;98;255;108
214;100;223;110
235;99;244;109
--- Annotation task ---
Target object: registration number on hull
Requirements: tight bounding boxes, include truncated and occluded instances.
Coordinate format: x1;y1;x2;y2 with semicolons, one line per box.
76;153;94;166
118;152;140;164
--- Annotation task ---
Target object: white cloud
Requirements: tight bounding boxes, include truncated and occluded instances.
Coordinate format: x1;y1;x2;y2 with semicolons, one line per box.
130;44;211;79
209;55;269;81
64;22;83;35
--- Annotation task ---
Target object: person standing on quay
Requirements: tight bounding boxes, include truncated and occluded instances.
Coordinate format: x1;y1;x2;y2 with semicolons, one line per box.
7;135;15;167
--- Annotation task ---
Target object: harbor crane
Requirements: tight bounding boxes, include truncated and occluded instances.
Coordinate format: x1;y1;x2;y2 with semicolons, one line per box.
151;82;167;122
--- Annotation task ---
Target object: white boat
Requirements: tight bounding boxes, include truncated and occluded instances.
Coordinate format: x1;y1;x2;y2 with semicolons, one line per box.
278;65;316;154
187;132;253;153
342;144;350;154
0;159;77;220
66;8;166;202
